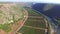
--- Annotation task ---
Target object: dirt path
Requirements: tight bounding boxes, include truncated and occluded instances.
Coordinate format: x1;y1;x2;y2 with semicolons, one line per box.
23;25;45;30
28;19;42;21
13;8;28;34
28;16;42;18
29;15;48;34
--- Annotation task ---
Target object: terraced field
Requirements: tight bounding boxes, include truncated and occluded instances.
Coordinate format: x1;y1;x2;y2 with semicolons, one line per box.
18;7;49;34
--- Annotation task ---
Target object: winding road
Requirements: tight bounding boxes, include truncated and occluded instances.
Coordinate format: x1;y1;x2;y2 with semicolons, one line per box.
14;8;28;34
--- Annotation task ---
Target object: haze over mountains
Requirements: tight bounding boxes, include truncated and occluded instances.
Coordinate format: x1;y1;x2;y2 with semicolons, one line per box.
32;3;60;19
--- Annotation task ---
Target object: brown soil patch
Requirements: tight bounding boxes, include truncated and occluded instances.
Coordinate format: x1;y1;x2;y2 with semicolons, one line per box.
0;29;6;34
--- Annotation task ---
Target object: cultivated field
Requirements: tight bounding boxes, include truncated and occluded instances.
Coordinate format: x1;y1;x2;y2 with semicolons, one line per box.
18;7;49;34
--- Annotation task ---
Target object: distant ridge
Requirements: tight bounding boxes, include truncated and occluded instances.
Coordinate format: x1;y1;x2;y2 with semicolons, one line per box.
32;3;60;19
